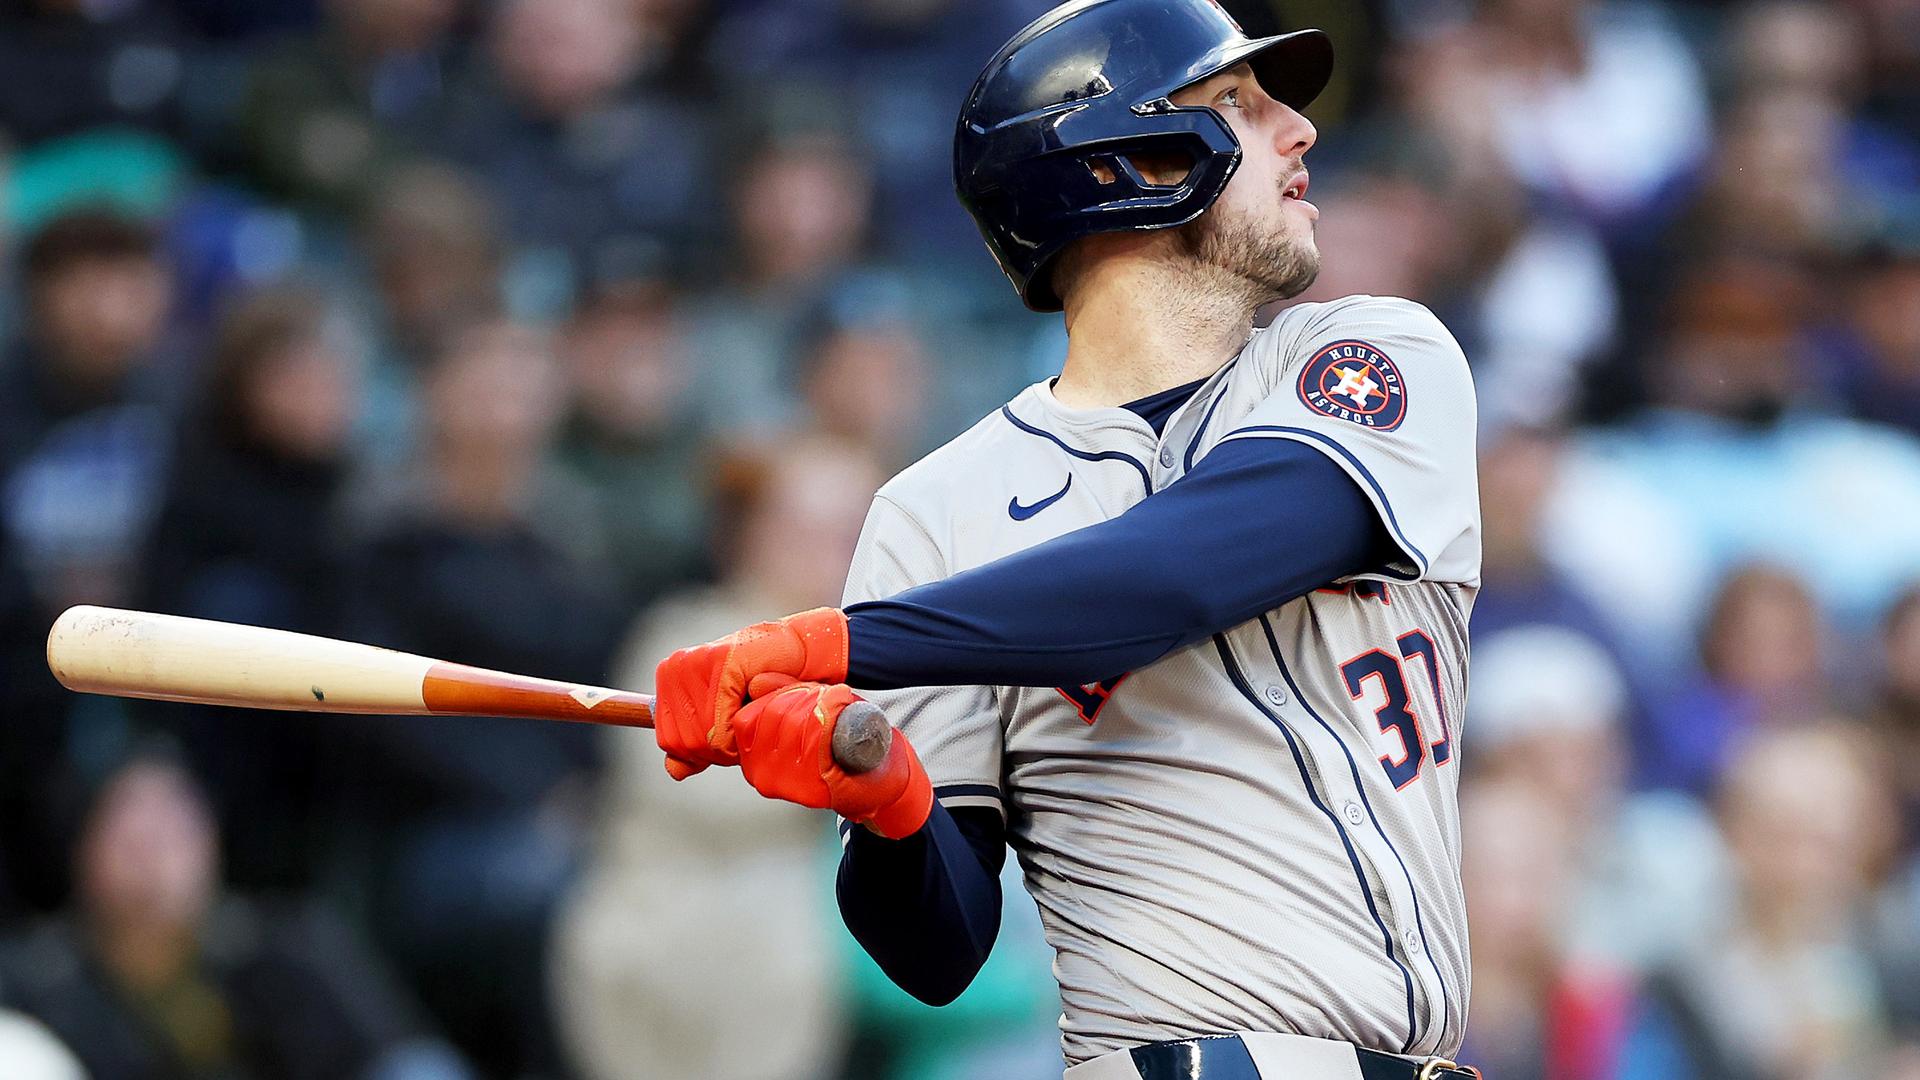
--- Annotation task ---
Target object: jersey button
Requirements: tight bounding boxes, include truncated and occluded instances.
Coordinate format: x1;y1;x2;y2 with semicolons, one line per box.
1342;801;1365;826
1264;685;1288;706
1158;446;1176;467
1403;928;1421;955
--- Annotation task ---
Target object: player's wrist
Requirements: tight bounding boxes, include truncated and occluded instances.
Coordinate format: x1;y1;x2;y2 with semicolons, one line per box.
781;607;851;684
858;736;934;839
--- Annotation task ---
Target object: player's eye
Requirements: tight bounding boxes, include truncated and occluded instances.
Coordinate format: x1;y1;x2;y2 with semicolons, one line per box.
1218;87;1242;109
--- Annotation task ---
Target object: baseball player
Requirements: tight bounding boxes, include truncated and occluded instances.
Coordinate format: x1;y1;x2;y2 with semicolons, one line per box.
650;2;1481;1078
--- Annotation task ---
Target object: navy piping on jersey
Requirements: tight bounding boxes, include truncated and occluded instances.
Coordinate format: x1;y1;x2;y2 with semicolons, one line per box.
1259;614;1451;1052
1224;425;1429;578
1182;362;1237;472
1211;633;1419;1052
935;783;1003;802
838;782;1004;837
1000;405;1154;495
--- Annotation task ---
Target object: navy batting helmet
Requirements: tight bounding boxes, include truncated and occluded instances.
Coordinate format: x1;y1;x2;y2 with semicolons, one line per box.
954;0;1332;312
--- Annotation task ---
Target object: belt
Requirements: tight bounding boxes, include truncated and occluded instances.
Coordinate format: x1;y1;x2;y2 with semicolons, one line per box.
1077;1033;1481;1080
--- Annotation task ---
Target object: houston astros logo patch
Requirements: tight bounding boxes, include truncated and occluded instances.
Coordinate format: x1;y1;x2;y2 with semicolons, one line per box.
1298;340;1407;430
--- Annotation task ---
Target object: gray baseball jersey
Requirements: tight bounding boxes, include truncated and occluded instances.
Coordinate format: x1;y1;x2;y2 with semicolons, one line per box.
842;294;1480;1065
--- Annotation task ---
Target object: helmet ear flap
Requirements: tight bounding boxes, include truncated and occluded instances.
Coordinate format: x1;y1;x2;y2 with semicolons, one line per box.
1050;111;1239;220
989;117;1238;311
958;33;1255;312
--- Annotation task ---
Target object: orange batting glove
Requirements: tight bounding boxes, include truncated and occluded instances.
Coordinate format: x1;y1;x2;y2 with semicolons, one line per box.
731;679;933;839
652;608;851;780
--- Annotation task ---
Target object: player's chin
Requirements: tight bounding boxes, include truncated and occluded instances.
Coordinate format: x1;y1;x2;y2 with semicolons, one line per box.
1293;264;1322;299
1258;238;1320;300
1270;257;1320;301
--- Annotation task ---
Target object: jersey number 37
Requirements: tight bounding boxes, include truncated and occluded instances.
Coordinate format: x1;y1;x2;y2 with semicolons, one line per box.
1339;630;1453;790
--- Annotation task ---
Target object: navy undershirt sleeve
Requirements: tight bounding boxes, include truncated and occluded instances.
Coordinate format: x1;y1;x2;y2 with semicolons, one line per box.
845;435;1396;690
838;800;1007;1004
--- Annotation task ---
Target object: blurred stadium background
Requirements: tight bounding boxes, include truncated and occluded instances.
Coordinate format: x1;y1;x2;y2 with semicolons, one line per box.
0;0;1917;1077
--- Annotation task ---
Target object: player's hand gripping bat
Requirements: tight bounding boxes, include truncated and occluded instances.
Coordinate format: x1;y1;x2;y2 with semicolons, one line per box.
44;606;894;774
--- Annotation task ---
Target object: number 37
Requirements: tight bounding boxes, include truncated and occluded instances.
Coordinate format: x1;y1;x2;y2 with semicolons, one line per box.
1339;630;1453;789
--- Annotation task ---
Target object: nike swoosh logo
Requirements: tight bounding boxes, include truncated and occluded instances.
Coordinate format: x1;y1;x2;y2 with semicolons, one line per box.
1008;476;1072;521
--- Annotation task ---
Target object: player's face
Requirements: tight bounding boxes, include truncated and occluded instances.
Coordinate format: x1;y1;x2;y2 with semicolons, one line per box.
1170;64;1321;301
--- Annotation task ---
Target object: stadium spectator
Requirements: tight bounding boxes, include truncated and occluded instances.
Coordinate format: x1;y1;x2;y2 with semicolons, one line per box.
794;289;935;469
1455;776;1648;1079
1468;625;1724;973
1470;426;1640;684
436;0;717;292
353;164;507;462
1724;2;1920;232
1645;725;1901;1078
361;165;505;367
1827;241;1920;433
338;316;620;1076
1726;0;1868;101
0;208;179;912
1699;566;1835;724
1655;258;1816;425
1691;92;1852;266
236;0;465;215
0;208;177;478
0;750;471;1080
1641;564;1832;792
686;131;880;431
1540;278;1920;649
142;284;358;639
703;0;1053;278
138;286;363;892
1474;0;1712;229
554;275;711;605
553;435;883;1080
1349;30;1622;428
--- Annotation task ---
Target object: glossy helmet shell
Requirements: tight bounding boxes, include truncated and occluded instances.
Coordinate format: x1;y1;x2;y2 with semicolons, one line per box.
954;0;1332;312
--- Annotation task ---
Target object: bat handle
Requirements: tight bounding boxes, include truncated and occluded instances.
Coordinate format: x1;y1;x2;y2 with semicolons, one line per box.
831;699;894;775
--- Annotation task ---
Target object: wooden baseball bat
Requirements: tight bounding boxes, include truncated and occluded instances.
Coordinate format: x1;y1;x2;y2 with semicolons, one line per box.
45;606;893;774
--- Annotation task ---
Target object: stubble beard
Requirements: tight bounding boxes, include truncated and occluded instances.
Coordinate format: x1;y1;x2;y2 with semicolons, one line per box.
1173;204;1320;306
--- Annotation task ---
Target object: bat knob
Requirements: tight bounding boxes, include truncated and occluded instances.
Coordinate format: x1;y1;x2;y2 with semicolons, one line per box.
831;699;893;775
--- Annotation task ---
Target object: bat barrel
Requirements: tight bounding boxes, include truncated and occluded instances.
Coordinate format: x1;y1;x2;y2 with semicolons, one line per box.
48;606;439;713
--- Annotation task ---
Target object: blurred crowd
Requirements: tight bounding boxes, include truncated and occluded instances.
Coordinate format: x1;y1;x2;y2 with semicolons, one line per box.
0;0;1915;1077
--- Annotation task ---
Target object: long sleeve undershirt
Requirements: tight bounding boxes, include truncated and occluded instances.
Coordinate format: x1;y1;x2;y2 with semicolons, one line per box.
837;390;1399;1005
843;433;1395;690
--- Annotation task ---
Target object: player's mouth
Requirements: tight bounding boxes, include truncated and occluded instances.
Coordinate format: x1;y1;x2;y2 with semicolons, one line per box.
1281;170;1317;218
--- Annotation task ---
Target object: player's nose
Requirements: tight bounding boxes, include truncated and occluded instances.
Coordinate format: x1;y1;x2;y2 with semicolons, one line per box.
1270;103;1317;160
